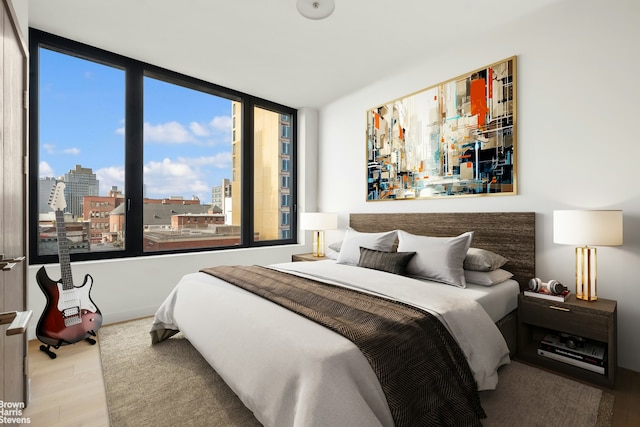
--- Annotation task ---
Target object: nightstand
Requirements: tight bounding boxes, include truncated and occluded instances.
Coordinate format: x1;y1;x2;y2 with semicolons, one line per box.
291;253;327;262
517;293;617;388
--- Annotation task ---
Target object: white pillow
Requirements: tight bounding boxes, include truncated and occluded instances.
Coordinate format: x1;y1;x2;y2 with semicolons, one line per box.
397;230;474;288
324;248;339;260
335;228;397;266
464;268;514;286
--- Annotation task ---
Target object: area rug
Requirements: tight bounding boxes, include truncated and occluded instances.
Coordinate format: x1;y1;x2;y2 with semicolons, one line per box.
99;317;614;427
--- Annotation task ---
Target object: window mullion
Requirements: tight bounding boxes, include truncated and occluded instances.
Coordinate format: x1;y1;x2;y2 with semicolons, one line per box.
125;64;145;255
241;97;254;247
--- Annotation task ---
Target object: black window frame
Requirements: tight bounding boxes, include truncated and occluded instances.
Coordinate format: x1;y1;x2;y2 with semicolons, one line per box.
28;28;297;265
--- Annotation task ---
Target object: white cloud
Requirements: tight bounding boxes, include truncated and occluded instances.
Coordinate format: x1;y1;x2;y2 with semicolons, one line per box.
121;115;231;147
42;144;56;155
189;122;210;137
144;121;194;144
39;161;55;178
41;144;80;156
142;155;230;200
180;152;231;169
210;115;232;132
95;166;125;195
86;152;232;200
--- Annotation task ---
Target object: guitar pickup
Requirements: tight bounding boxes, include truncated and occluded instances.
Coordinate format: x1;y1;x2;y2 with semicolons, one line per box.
63;306;80;317
62;306;82;327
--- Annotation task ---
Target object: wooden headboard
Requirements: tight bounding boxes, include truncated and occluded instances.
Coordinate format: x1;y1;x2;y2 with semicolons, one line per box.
349;212;535;291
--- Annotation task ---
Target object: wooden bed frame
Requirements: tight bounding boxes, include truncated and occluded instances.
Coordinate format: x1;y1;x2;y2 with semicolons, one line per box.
349;211;536;355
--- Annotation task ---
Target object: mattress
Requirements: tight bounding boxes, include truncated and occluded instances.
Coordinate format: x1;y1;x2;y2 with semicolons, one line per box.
151;260;512;427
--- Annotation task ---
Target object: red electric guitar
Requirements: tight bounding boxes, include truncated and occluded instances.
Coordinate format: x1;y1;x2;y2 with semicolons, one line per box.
36;181;102;359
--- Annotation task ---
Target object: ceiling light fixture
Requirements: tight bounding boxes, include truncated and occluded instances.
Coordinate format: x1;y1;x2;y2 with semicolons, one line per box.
296;0;335;20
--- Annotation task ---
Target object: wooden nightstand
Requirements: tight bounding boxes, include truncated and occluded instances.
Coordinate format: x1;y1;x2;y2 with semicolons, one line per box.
517;293;617;388
291;253;327;262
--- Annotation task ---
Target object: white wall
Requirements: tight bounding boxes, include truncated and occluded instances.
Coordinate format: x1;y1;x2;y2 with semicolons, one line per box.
317;0;640;372
27;244;305;333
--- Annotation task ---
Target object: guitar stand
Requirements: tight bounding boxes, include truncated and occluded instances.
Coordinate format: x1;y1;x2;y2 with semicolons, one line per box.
39;344;60;359
85;329;97;345
39;330;98;359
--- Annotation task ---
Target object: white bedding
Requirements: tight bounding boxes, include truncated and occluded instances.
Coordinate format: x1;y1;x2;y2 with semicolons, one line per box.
151;260;511;427
449;280;519;323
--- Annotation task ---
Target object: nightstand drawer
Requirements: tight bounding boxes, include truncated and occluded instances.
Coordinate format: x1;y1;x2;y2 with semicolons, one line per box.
519;297;610;342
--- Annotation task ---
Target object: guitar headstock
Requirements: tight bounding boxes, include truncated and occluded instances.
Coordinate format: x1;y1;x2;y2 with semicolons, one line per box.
48;181;67;212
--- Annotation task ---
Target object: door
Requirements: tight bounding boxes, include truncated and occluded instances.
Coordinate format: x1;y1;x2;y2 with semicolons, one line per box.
0;0;28;406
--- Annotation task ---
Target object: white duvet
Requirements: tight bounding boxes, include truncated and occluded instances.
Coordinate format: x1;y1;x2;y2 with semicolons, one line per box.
151;260;510;427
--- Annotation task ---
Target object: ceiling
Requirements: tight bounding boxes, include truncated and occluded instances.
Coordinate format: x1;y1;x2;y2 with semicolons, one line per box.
28;0;561;109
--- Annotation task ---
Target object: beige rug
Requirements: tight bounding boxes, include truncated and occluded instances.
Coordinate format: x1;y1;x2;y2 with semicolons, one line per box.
99;317;614;427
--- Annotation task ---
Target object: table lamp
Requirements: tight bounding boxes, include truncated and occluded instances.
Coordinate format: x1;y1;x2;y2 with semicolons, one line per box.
300;212;338;257
553;210;623;301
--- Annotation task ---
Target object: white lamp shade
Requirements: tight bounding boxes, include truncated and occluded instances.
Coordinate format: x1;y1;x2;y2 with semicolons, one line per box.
300;212;337;231
553;210;623;246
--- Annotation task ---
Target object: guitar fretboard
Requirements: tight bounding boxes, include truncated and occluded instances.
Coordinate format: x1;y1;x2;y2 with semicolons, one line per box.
54;209;74;291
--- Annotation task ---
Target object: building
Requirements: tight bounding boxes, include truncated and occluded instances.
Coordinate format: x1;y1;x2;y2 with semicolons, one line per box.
232;101;293;241
106;198;243;251
64;164;99;219
37;177;58;214
83;192;125;244
211;178;231;213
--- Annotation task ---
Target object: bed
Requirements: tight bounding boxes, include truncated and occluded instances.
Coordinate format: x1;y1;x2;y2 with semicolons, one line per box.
150;212;535;427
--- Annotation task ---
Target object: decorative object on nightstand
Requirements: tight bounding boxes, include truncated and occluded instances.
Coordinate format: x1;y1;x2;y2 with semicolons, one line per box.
553;210;623;301
300;213;338;257
524;277;570;302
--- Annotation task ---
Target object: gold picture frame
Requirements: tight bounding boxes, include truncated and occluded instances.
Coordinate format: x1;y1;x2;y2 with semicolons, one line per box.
366;56;517;201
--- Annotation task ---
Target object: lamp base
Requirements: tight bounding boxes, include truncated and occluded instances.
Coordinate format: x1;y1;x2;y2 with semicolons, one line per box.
575;246;597;301
311;230;325;257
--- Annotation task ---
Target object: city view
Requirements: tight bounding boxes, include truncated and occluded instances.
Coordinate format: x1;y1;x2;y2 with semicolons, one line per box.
37;48;293;256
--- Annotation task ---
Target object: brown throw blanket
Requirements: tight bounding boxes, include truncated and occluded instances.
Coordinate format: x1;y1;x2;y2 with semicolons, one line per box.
200;265;485;427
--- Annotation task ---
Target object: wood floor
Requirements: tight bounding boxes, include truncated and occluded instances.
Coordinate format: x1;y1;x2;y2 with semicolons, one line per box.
22;339;109;427
22;338;640;426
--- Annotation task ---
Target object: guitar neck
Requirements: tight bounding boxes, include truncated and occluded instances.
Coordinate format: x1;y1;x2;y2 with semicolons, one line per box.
55;209;74;291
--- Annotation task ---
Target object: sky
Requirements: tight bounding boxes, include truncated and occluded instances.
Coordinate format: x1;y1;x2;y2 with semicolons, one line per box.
38;48;233;203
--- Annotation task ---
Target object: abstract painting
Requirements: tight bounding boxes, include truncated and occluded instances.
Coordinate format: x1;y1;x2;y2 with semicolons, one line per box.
366;56;516;201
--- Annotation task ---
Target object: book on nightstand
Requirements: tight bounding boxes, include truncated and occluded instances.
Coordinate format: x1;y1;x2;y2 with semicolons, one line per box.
537;333;606;374
537;348;605;374
523;289;571;302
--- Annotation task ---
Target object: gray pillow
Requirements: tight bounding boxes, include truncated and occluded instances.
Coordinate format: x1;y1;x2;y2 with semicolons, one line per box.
397;230;474;288
357;247;416;275
464;248;508;272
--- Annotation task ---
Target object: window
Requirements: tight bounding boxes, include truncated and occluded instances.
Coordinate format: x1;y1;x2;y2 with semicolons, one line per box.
282;212;290;226
29;29;297;264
